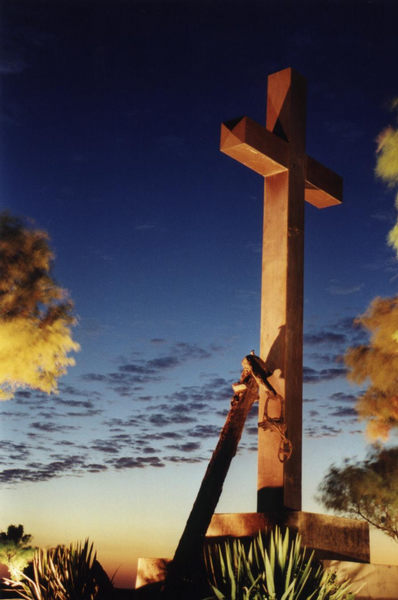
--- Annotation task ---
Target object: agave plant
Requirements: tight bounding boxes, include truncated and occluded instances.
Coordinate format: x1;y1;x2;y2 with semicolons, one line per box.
4;539;112;600
203;527;355;600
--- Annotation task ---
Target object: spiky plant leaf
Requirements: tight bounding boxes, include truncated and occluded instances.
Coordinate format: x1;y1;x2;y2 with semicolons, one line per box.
263;547;276;597
4;539;110;600
280;528;289;572
280;578;297;600
203;526;355;600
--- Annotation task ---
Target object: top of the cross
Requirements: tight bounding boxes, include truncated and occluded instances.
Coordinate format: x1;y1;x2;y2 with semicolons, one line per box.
266;67;307;150
220;68;343;209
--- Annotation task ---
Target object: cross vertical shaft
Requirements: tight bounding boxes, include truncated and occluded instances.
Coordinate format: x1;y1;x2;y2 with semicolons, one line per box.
259;70;306;511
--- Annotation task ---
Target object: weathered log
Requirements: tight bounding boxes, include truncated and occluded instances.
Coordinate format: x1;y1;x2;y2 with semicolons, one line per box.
165;370;259;594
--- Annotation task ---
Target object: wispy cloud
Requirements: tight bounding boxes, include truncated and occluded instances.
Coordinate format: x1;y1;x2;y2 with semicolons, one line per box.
329;391;357;404
0;441;31;463
0;330;363;486
326;280;363;296
30;422;78;433
0;57;27;74
134;223;157;231
82;343;214;397
0;339;233;485
0;456;87;484
304;332;346;345
304;425;343;439
165;442;201;453
304;316;368;360
330;406;357;418
109;456;164;470
303;366;346;384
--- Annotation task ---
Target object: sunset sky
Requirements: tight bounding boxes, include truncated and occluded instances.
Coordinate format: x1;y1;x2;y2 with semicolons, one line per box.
2;0;398;588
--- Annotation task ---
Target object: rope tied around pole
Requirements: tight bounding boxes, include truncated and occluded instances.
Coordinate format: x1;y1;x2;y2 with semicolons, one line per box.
241;353;293;463
240;353;293;463
258;391;293;463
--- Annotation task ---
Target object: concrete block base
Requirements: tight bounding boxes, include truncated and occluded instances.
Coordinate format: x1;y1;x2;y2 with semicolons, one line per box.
324;561;398;600
136;510;383;595
135;557;169;589
135;557;398;599
207;511;370;562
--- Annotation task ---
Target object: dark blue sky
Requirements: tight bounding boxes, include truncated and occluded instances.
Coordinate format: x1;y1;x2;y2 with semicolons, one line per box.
2;0;398;585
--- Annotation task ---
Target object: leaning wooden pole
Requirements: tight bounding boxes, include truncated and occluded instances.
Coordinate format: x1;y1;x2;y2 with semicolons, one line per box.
165;360;260;595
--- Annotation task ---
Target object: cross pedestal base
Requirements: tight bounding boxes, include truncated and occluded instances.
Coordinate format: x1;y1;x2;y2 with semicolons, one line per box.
135;510;373;592
136;554;398;600
207;510;370;563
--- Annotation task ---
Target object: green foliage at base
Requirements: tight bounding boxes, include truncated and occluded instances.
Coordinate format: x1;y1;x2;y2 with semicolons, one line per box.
202;527;355;600
4;539;112;600
318;447;398;542
0;524;35;583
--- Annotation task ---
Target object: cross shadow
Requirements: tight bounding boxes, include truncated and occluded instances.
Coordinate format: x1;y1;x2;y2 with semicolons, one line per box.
263;324;285;379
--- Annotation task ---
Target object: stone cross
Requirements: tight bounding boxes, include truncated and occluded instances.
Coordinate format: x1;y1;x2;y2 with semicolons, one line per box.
220;68;342;512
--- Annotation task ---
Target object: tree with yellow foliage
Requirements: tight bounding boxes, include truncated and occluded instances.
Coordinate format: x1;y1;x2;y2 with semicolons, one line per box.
319;103;398;539
0;213;79;400
376;101;398;255
345;296;398;441
343;103;398;441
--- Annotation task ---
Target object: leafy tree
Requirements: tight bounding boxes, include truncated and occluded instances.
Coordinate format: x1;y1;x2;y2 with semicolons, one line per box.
343;103;398;441
345;296;398;440
318;447;398;542
0;524;35;581
0;212;79;400
376;100;398;255
320;103;398;538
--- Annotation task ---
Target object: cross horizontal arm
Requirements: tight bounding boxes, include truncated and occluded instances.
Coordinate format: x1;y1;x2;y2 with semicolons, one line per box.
220;116;288;178
305;156;342;209
220;116;343;209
